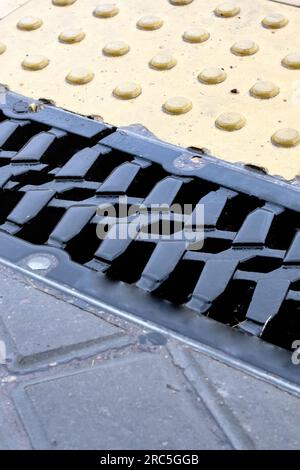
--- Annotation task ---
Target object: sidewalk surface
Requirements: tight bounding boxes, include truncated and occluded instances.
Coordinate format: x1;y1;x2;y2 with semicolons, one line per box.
0;262;300;450
1;1;300;450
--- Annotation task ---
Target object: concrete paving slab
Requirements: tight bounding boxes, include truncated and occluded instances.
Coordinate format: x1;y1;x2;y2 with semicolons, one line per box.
189;348;300;450
0;265;130;372
12;353;231;450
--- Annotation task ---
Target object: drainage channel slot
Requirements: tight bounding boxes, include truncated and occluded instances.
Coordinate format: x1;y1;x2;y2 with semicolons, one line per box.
15;206;65;245
207;279;256;327
0;120;48;152
262;299;300;351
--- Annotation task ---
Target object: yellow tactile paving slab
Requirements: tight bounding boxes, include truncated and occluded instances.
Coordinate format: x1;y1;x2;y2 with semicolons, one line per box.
0;0;300;179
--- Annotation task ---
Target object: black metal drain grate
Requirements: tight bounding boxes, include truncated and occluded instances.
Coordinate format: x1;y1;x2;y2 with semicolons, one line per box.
1;91;300;385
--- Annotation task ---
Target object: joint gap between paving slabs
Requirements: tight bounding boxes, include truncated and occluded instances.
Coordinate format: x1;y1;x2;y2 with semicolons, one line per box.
167;343;256;451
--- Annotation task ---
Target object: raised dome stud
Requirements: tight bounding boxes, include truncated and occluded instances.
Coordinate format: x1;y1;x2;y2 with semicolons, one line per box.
59;29;85;44
214;2;240;18
149;53;177;70
198;67;227;84
169;0;194;5
103;41;130;57
271;128;300;147
262;13;289;29
0;43;7;55
66;68;95;84
113;82;142;99
93;4;119;18
231;40;259;56
163;97;193;115
183;28;210;43
52;0;77;5
250;81;280;99
22;55;49;71
282;53;300;69
17;17;43;31
215;112;246;131
137;16;164;31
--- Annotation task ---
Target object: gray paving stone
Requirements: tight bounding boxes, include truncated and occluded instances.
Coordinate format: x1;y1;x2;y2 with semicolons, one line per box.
0;261;299;449
169;346;255;450
190;349;300;450
12;353;231;450
0;411;9;450
0;390;31;450
0;266;129;371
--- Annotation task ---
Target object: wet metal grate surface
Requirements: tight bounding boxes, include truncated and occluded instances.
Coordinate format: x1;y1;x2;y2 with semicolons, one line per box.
0;92;300;384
